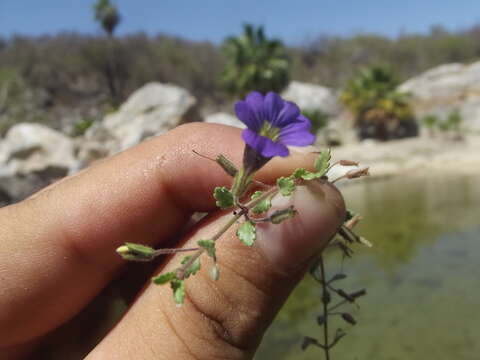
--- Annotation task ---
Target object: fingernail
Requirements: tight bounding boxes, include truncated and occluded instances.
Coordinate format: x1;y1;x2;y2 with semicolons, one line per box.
255;181;345;270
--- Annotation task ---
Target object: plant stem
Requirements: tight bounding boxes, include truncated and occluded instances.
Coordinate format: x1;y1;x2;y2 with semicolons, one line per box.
153;247;199;256
319;255;331;360
176;186;279;279
176;211;243;279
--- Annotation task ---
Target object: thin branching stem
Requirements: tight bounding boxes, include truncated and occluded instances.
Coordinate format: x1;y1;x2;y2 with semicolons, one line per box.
319;255;331;360
176;186;278;279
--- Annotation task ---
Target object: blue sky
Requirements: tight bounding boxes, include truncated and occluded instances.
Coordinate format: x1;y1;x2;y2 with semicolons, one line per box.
1;0;480;44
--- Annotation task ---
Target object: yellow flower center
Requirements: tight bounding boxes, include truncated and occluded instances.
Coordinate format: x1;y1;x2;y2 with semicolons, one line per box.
259;121;281;141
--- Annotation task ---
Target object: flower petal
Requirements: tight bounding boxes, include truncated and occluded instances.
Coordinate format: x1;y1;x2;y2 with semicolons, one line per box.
279;116;316;146
235;100;261;131
242;129;289;158
245;91;265;126
264;92;284;123
275;101;300;127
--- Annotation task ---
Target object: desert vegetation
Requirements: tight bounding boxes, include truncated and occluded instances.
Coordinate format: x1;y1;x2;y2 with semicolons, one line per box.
2;23;480;136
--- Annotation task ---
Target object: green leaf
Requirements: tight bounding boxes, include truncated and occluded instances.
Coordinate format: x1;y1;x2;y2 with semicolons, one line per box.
197;239;216;260
236;220;256;246
314;149;331;175
181;256;201;278
250;191;272;214
277;176;295;196
292;168;308;179
213;187;234;209
170;279;185;305
152;271;176;285
116;242;156;261
292;168;323;181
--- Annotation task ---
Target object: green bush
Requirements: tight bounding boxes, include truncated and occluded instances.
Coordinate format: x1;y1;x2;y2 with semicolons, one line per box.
340;65;417;140
0;67;49;135
221;24;290;97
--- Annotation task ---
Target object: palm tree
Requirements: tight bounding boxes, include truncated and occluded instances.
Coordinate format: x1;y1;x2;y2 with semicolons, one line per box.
221;24;290;97
93;0;121;37
341;65;417;140
91;0;122;105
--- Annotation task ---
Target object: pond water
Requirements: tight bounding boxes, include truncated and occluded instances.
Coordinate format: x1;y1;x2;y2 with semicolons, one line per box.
256;173;480;360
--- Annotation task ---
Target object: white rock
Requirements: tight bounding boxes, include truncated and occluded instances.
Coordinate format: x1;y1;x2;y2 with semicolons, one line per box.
281;81;339;115
399;61;480;132
101;82;197;152
204;112;245;128
0;123;76;176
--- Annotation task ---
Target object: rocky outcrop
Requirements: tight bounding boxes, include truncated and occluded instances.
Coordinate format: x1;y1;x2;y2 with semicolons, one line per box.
399;62;480;132
0;123;77;204
281;81;339;115
81;82;198;160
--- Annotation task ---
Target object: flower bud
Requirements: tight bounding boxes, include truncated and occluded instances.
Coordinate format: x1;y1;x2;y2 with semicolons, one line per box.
346;167;370;179
339;160;359;166
269;206;297;224
116;242;156;261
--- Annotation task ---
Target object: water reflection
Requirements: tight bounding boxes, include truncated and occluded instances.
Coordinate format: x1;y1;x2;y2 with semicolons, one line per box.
257;173;480;360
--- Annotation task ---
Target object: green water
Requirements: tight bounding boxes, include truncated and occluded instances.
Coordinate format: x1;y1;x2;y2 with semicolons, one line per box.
256;174;480;360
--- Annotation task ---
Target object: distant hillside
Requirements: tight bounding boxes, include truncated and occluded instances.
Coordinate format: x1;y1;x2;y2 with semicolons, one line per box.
1;24;480;131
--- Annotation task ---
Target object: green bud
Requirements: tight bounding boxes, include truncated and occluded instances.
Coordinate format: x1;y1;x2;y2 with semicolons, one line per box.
270;206;297;224
216;154;238;177
116;242;156;261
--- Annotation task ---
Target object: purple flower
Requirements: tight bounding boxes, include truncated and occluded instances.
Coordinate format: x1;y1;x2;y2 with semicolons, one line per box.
234;91;316;158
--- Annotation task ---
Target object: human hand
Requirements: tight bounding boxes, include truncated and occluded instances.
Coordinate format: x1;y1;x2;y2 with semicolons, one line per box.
0;123;345;359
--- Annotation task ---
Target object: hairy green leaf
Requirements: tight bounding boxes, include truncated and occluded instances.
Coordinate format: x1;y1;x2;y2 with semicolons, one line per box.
181;256;201;278
250;191;272;214
152;271;176;285
314;149;331;175
197;239;216;260
170;279;185;305
236;220;256;246
213;186;234;209
277;176;295;196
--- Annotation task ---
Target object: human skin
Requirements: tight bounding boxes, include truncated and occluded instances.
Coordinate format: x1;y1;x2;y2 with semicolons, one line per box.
0;123;345;359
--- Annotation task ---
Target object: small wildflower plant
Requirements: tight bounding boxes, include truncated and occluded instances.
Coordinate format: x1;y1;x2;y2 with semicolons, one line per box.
116;91;370;358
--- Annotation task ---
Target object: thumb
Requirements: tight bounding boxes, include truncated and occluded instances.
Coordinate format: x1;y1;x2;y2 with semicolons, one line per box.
88;180;345;360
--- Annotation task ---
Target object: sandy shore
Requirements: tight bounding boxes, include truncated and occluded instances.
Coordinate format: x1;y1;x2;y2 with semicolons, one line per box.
327;135;480;181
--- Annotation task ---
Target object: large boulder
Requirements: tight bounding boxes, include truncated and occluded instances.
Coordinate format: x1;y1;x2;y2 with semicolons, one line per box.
399;62;480;132
281;81;339;115
76;82;199;168
99;82;198;152
0;123;76;204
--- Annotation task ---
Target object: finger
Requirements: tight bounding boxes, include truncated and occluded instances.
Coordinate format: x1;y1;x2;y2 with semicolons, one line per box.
0;123;317;348
88;180;345;360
